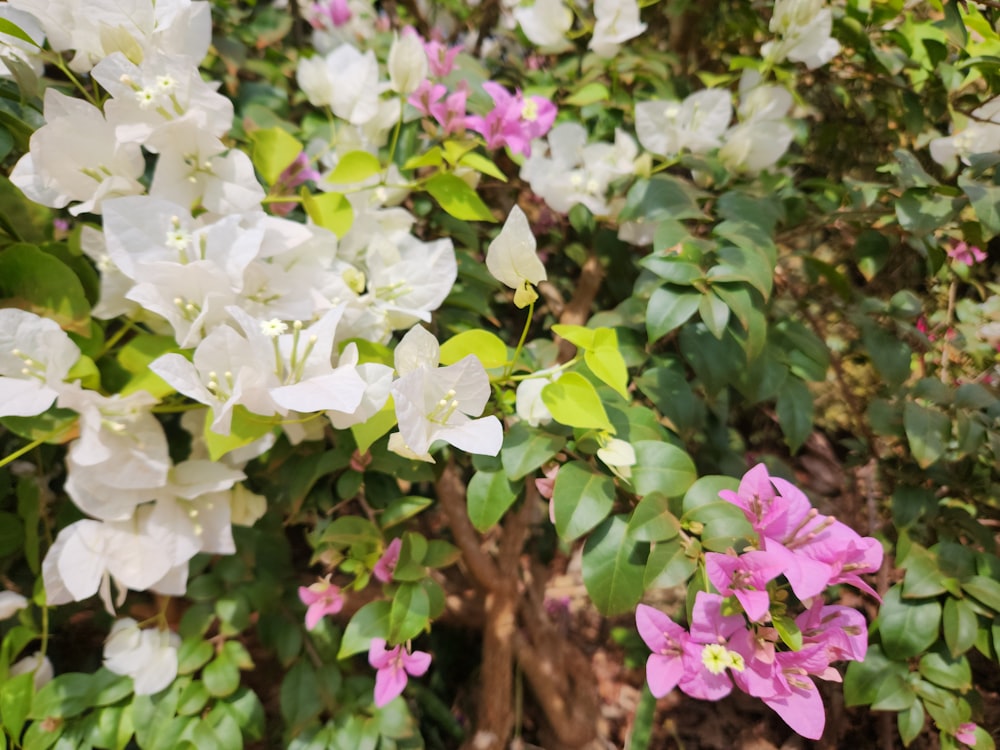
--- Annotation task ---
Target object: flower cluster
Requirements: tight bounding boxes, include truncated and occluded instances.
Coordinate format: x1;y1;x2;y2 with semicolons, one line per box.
637;464;881;739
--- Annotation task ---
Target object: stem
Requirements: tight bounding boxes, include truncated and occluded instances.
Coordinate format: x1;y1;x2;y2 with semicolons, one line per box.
500;356;578;383
385;98;405;170
0;436;52;470
50;53;101;107
504;299;535;379
940;279;958;384
99;320;136;357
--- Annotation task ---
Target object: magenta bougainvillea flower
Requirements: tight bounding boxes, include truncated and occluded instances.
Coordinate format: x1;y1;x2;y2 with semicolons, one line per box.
423;39;462;78
637;464;880;742
373;537;402;584
948;241;987;266
298;575;344;631
368;638;432;707
465;82;556;156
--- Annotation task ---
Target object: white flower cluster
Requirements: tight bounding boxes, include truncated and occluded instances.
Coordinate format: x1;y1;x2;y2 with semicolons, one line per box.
0;0;504;643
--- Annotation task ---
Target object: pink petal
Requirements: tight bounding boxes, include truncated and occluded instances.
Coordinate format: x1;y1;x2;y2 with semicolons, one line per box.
368;638;396;669
762;680;826;740
646;653;684;698
304;602;325;631
403;649;431;677
374;663;408;707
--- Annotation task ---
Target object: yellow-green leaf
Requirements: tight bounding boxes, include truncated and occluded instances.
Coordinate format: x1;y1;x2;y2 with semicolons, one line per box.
541;372;614;432
205;407;277;461
584;328;629;399
439;330;508;369
302;189;354;237
327;150;382;185
424;173;496;222
248;127;302;185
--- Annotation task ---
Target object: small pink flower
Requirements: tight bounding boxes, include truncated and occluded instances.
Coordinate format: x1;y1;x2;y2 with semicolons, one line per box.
298;575;344;631
424;39;462;78
309;0;351;28
429;86;469;135
270;152;321;216
368;638;431;707
948;241;987;266
408;79;446;116
373;538;402;583
956;722;978;746
465;82;556;157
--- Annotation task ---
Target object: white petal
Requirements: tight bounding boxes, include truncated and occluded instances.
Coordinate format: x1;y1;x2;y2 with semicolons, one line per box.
486;205;547;290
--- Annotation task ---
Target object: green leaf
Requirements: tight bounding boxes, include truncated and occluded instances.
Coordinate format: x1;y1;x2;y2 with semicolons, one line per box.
775;378;813;454
467;470;520;532
619;176;706;223
861;321;912;387
631;441;696;498
563;82;609;107
877;585;942;660
379;496;433;530
0;17;40;46
177;639;214;675
583;328;629;399
643;538;697;588
541;372;614;432
248;127;302;185
961;575;1000;612
301;189;354;237
327;150;382;184
203;652;240;698
439;330;507;369
581;515;646;616
0;244;91;334
204;406;276;461
392;531;428;582
895;189;961;236
30;673;95;719
844;645;907;707
918;648;971;691
635;364;701;433
552;461;616;541
351;399;396;453
457;151;508;182
338;601;391;658
898;701;925;747
280;662;322;736
403;147;443;170
177;680;210;716
1;672;34;740
707;245;773;299
500;422;566;481
628;493;680;542
901;544;949;598
771;612;803;651
320;516;382;548
423;173;496;222
959;174;1000;239
551;324;595;350
117;334;179;398
646;285;700;341
943;597;979;657
388;583;430;644
904;401;951;468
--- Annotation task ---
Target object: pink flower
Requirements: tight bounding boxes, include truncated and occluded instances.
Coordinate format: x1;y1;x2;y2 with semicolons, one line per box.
270;152;322;216
429;87;469;135
408;79;446;116
465;82;556;156
948;241;987;266
956;722;978;746
704;550;784;622
309;0;351;28
635;604;692;698
368;638;431;707
373;538;402;584
424;39;462;78
298;576;344;631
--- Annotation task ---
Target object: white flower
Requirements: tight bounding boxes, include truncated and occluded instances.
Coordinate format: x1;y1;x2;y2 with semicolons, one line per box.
388;326;503;461
762;0;841;70
635;89;733;158
103;618;180;695
597;437;636;480
930;97;1000;167
10;90;145;215
719;80;795;174
0;590;28;620
365;234;458;329
388;31;427;95
590;0;646;57
297;44;381;125
515;371;560;427
0;309;80;417
515;0;573;51
10;652;54;690
486;205;547;308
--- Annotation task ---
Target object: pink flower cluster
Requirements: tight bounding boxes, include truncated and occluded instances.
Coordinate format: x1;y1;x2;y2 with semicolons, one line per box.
404;35;556;156
637;464;882;740
948;241;987;267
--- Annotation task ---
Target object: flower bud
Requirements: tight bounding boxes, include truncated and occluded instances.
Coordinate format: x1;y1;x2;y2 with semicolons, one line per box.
388;31;428;96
